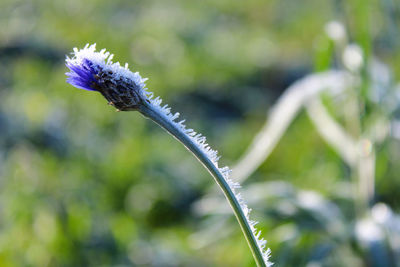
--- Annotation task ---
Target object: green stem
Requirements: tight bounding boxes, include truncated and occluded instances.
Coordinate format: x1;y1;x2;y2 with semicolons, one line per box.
138;102;267;267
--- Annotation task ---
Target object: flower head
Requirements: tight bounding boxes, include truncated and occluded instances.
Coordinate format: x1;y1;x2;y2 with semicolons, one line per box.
66;44;148;110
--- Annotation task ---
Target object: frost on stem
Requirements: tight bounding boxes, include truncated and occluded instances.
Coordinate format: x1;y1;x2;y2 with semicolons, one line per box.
66;44;272;266
148;96;272;265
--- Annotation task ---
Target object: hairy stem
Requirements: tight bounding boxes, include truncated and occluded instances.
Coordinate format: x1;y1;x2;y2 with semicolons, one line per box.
138;101;268;267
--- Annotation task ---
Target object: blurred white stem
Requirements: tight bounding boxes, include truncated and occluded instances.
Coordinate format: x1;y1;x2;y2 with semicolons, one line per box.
232;71;351;182
305;98;358;166
306;98;376;209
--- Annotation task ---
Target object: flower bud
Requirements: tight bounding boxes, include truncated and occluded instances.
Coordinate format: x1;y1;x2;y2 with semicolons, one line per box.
66;44;148;110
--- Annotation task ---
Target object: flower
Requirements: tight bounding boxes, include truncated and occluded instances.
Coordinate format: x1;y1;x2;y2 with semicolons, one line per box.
65;44;273;266
65;44;148;110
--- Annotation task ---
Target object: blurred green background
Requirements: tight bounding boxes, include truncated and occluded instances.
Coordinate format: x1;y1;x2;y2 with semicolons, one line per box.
1;0;400;266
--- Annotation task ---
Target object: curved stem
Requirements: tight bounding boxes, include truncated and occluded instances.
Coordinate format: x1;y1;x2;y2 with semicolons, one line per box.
138;102;267;267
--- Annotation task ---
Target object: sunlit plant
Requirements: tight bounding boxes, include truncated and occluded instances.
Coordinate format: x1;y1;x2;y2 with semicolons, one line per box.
65;44;272;267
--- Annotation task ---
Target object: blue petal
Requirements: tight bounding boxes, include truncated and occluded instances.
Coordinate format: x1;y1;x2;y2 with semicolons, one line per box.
66;60;99;91
67;78;97;91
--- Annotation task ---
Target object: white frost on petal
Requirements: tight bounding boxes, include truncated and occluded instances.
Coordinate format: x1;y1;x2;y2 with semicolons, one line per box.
66;43;148;95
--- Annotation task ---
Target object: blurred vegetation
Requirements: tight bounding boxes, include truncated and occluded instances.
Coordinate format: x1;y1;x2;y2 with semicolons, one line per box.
0;0;400;266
